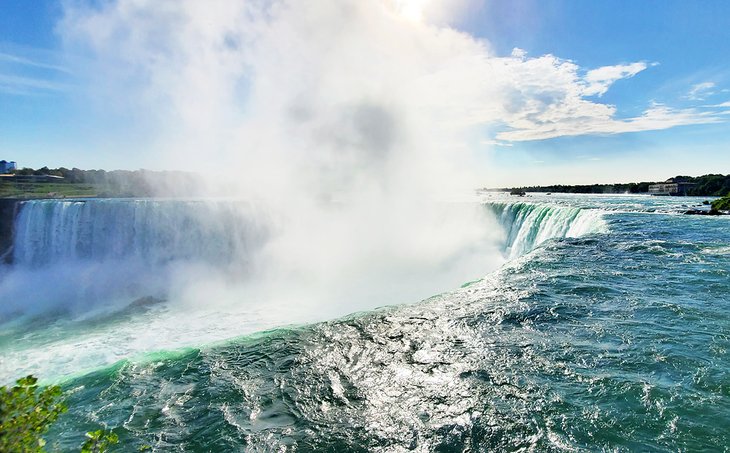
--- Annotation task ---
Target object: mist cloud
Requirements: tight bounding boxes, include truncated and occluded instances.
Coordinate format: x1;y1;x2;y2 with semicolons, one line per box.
47;0;727;316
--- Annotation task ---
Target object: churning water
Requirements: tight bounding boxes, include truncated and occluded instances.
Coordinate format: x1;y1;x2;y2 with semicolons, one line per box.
1;194;729;451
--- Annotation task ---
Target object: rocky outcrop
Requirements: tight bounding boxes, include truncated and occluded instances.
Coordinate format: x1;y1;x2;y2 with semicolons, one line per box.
684;208;726;216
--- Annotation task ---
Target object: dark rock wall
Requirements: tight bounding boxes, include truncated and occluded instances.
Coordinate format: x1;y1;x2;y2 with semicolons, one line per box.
0;199;19;263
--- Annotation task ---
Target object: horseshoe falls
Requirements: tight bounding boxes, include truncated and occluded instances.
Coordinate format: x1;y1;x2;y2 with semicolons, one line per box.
1;193;729;451
11;199;270;267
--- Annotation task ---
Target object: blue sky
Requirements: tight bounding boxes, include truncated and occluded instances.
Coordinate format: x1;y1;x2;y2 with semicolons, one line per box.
463;0;730;185
1;0;729;186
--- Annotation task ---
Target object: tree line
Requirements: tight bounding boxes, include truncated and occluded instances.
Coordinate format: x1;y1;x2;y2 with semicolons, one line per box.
504;174;730;197
7;167;201;197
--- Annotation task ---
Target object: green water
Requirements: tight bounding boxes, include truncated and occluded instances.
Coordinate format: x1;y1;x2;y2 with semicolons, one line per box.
4;195;730;451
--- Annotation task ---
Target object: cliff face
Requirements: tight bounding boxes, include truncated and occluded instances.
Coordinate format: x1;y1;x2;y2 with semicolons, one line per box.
0;199;18;263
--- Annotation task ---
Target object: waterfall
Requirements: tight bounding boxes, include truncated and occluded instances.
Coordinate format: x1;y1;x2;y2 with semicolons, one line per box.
0;199;274;319
10;199;607;268
0;197;607;322
486;201;607;258
12;199;270;268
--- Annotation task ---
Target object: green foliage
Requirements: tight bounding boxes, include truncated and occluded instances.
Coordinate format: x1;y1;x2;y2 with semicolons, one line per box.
504;174;730;196
80;429;118;453
0;375;67;452
687;174;730;196
507;182;654;194
711;194;730;211
1;375;123;453
1;166;200;199
0;182;100;199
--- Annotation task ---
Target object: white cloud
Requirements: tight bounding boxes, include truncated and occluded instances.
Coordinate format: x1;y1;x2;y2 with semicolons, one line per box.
497;104;723;142
687;82;716;100
582;62;649;97
707;101;730;108
488;55;722;141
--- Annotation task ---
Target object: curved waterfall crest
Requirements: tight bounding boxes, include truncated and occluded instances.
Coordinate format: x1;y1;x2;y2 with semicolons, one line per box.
0;198;608;323
12;199;271;268
486;201;607;258
10;199;608;268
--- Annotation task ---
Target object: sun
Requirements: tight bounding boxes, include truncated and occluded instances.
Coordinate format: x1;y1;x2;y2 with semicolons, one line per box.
394;0;432;22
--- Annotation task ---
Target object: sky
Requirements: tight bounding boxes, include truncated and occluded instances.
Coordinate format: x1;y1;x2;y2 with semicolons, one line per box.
1;0;729;187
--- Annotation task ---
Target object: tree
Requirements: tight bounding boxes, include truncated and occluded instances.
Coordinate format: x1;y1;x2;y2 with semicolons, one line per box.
80;430;119;453
0;375;119;453
0;375;67;452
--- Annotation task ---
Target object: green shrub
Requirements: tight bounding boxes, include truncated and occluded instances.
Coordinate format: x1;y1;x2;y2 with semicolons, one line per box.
0;375;67;452
711;194;730;211
80;430;119;453
1;375;119;453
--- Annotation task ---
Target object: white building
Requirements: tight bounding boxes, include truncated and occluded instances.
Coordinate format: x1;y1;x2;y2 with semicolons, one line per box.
0;160;17;174
648;179;696;196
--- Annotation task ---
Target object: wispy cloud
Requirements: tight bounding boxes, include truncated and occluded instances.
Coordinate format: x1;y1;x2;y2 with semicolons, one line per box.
480;139;513;147
0;74;68;95
485;53;725;142
0;50;71;96
582;62;651;97
0;52;70;73
497;104;723;142
686;81;716;100
707;101;730;108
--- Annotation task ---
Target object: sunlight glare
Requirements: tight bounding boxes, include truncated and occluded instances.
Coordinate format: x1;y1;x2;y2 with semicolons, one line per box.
394;0;431;22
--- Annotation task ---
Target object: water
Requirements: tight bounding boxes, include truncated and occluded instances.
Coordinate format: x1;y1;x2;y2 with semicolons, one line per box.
12;199;269;267
2;194;729;451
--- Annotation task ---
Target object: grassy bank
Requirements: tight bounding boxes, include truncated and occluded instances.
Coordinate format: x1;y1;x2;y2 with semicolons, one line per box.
0;181;102;199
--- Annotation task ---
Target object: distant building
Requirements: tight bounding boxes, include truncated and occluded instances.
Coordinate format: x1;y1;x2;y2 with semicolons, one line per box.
0;160;16;174
648;179;697;196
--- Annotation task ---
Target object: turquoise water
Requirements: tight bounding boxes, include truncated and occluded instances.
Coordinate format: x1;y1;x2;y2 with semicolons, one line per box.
2;194;729;451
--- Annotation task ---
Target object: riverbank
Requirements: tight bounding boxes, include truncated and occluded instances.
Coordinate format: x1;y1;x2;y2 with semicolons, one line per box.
0;180;102;199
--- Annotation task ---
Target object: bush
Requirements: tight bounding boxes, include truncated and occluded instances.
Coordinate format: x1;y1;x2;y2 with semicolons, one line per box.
0;375;67;452
1;375;119;453
80;430;119;453
711;194;730;211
